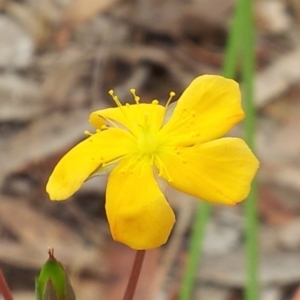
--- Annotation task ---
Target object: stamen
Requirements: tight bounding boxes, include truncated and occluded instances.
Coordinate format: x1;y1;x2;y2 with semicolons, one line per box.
162;105;198;136
152;99;159;105
155;155;172;182
165;91;176;108
167;150;187;164
150;154;155;166
106;89;141;138
120;155;139;173
102;157;123;168
108;90;123;108
144;112;149;127
130;89;140;104
139;157;148;179
84;130;93;136
155;149;187;182
155;148;187;180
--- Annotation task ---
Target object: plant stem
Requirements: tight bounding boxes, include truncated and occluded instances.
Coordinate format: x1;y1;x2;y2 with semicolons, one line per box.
178;1;247;299
178;202;211;300
0;269;13;300
178;0;258;298
222;0;245;78
240;0;259;299
122;250;146;300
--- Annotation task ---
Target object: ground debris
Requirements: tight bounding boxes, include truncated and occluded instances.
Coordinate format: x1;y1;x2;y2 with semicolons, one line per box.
1;0;300;299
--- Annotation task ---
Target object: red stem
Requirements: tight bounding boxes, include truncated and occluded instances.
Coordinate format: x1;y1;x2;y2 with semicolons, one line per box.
122;250;146;300
0;269;13;300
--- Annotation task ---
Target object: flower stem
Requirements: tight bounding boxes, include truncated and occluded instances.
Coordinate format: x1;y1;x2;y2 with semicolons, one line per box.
122;250;146;300
0;269;13;300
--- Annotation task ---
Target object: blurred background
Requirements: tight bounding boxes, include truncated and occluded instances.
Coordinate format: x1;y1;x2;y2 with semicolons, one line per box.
1;0;300;299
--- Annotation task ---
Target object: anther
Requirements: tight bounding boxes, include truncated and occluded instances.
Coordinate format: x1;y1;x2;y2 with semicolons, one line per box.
130;88;140;104
152;99;159;105
166;91;176;108
84;130;93;136
108;89;123;108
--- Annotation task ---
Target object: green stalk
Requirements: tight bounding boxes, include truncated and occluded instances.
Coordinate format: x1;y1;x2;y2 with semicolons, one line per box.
179;0;258;299
240;0;259;299
222;0;246;78
178;202;211;299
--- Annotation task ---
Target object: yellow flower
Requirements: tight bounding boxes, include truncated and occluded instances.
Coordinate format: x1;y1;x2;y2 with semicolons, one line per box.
46;75;259;250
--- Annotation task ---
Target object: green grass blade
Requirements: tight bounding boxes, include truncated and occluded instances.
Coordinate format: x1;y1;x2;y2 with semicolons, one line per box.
178;202;211;299
179;0;258;298
222;0;246;78
239;0;259;299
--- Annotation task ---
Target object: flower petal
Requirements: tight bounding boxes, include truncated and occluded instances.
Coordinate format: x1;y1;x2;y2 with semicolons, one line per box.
106;156;175;249
89;103;165;136
160;75;244;145
159;138;259;205
46;128;135;201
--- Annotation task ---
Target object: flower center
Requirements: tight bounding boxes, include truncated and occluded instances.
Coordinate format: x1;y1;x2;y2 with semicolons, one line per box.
106;88;176;158
137;128;159;154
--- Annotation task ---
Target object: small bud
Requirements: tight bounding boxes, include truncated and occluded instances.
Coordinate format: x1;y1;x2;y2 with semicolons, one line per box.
35;248;75;300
